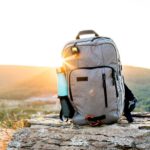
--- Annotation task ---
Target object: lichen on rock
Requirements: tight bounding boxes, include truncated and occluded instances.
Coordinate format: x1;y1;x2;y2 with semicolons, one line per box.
7;112;150;150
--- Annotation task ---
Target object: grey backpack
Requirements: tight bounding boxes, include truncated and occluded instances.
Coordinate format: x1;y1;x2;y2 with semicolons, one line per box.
61;30;125;125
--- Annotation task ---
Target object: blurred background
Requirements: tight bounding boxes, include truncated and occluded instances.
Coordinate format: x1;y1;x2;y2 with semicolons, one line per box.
0;1;150;148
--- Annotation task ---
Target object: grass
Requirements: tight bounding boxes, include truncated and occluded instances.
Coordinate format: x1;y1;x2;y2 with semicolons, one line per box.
0;108;30;129
0;99;59;129
0;99;60;150
0;107;32;150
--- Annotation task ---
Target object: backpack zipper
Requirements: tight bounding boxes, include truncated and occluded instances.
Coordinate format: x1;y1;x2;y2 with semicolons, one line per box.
102;73;108;107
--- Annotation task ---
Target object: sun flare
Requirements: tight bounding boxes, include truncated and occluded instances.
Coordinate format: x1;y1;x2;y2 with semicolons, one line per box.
50;56;64;68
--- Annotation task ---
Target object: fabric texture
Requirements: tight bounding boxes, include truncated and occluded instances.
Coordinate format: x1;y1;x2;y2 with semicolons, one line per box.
61;31;125;125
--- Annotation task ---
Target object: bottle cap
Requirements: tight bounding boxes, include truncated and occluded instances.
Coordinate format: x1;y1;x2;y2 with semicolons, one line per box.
56;67;65;73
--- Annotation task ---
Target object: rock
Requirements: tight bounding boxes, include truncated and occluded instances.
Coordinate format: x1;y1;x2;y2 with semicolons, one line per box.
7;112;150;150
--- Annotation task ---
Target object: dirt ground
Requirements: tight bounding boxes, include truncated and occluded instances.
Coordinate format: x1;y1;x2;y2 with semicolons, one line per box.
0;128;15;150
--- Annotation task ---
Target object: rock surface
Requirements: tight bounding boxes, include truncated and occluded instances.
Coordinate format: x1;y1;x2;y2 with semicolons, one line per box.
8;112;150;150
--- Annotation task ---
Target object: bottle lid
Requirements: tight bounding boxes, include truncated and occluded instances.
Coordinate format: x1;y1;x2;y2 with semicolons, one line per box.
56;67;65;73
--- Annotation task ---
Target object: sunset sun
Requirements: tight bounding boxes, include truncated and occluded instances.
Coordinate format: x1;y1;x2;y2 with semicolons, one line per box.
49;54;64;67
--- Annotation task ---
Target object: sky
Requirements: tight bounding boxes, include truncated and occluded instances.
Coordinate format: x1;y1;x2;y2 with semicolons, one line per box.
0;0;150;69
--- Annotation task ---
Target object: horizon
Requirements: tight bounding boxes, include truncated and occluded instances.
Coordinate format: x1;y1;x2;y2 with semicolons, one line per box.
0;64;150;70
0;0;150;69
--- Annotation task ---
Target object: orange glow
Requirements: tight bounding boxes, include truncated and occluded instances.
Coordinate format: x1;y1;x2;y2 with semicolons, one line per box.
50;56;64;67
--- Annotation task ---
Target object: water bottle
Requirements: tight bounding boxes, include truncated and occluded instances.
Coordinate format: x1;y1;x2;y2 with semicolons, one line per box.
56;67;68;97
56;67;74;120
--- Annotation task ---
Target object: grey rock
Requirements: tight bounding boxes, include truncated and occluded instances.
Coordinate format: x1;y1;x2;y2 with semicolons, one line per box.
7;112;150;150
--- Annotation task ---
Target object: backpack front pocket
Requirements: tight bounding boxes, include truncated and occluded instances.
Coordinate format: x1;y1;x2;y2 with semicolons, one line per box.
69;66;118;117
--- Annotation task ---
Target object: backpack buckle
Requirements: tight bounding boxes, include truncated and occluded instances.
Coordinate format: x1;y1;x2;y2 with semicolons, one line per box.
85;115;104;127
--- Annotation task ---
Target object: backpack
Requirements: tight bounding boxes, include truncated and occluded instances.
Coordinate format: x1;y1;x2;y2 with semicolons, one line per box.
58;30;125;125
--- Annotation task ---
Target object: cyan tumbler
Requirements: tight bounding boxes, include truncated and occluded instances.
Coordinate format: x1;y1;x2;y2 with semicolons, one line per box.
57;71;68;97
56;67;74;119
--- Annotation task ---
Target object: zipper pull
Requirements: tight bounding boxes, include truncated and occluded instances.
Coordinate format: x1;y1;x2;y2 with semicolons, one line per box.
102;73;108;108
112;71;115;85
102;74;106;88
71;46;80;55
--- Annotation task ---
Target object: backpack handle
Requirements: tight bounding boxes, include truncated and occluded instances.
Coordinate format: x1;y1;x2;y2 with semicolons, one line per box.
76;30;99;39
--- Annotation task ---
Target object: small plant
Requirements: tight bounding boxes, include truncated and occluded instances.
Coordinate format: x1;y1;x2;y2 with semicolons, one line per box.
0;108;32;129
0;102;55;129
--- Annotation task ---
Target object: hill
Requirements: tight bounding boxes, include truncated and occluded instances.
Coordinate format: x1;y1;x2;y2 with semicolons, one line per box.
123;66;150;111
0;65;57;99
0;65;149;111
0;65;53;88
